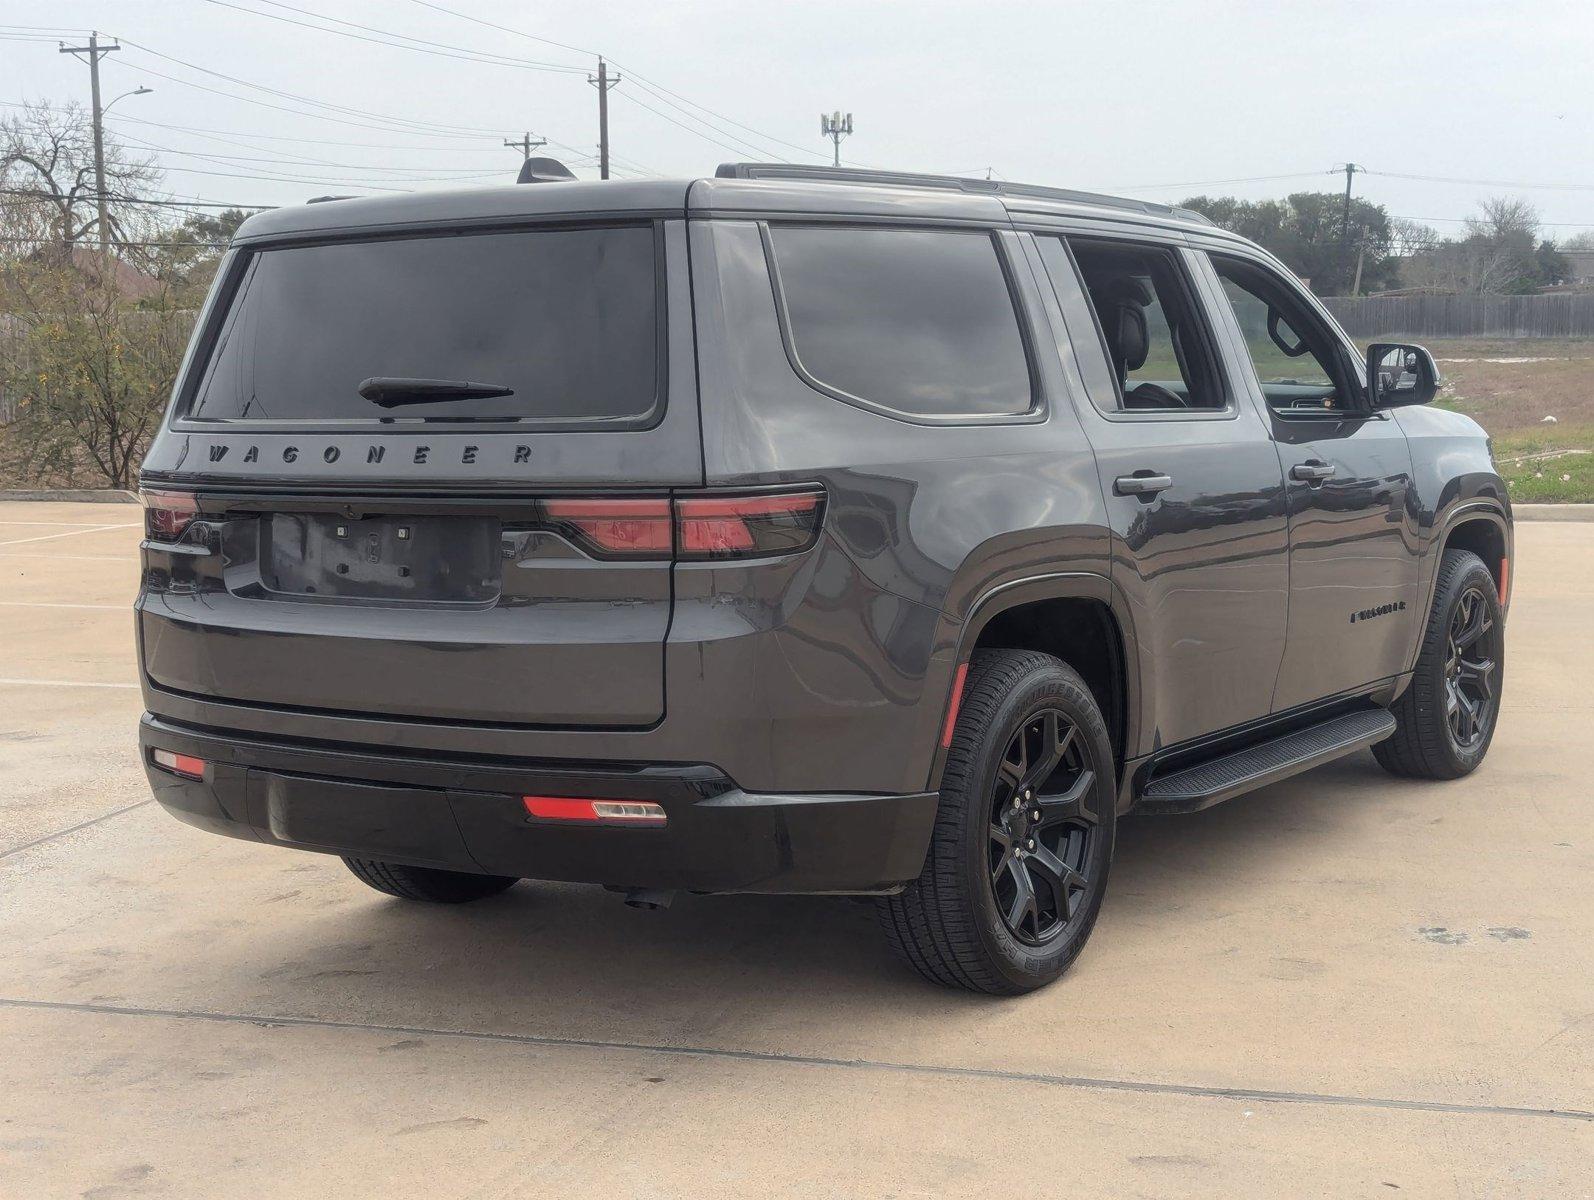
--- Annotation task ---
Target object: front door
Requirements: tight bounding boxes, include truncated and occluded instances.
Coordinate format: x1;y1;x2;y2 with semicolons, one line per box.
1199;251;1421;712
1033;235;1290;752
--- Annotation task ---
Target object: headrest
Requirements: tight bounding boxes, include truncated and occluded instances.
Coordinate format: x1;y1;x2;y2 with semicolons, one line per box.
1092;276;1153;377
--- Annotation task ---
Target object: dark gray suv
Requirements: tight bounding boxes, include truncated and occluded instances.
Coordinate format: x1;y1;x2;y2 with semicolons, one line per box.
137;163;1511;993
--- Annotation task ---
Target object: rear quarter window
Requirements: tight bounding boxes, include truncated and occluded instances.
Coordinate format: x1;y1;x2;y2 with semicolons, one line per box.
186;223;661;427
765;225;1034;419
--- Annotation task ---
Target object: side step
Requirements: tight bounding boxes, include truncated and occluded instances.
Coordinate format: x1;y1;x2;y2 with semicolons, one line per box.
1138;708;1398;815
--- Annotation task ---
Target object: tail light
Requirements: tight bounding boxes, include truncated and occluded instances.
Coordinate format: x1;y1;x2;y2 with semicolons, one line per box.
140;489;199;541
540;498;673;559
675;492;823;559
534;489;824;561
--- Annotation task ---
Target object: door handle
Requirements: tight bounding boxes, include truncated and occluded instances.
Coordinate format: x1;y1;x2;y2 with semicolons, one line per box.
1114;473;1173;497
1291;460;1337;482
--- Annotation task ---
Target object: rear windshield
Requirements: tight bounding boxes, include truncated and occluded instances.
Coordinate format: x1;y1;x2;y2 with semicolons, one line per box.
187;224;661;425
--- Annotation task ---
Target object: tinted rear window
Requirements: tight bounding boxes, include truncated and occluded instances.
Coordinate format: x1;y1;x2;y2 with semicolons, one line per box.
767;226;1032;418
188;224;660;425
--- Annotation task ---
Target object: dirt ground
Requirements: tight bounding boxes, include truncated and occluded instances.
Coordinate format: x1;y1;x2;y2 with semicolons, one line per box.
0;501;1591;1198
1421;338;1594;503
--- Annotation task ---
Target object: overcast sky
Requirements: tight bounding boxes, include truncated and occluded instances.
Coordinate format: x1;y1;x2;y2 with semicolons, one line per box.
5;0;1592;238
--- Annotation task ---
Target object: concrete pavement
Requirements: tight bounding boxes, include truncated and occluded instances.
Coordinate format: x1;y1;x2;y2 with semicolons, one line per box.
1;502;1590;1198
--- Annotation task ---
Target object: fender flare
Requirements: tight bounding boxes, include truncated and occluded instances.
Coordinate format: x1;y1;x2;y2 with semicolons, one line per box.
926;570;1144;796
1409;500;1511;671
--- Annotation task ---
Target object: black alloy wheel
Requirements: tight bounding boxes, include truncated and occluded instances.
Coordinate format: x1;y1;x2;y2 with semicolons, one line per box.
988;709;1100;945
1374;548;1505;780
1443;584;1498;749
878;648;1116;994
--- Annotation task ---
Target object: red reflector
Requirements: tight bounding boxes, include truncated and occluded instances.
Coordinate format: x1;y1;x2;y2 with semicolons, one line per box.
1499;556;1510;605
675;491;823;560
140;489;199;541
541;498;672;558
522;796;667;825
151;749;207;780
940;662;970;748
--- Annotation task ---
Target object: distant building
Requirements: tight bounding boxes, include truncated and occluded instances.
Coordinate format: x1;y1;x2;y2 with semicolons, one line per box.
16;244;164;303
62;247;164;302
1563;249;1594;286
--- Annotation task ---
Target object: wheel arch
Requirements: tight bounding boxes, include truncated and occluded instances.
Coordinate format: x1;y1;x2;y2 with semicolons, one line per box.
1443;511;1509;598
1408;501;1512;674
929;572;1142;805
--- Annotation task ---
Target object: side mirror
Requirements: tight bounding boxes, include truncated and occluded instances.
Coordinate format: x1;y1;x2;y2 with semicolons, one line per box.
1365;342;1440;408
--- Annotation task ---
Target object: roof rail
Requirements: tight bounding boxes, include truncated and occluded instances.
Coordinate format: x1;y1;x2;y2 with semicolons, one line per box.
715;162;1214;226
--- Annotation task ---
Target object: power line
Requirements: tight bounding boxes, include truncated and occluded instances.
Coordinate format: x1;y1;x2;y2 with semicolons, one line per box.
103;112;525;153
115;40;521;138
397;0;833;163
111;41;596;166
209;0;806;162
100;58;493;141
612;90;773;161
114;130;510;176
621;75;788;159
198;0;588;74
400;0;599;59
0;233;228;248
0;186;272;211
1110;171;1336;192
1393;214;1594;229
1366;168;1594;193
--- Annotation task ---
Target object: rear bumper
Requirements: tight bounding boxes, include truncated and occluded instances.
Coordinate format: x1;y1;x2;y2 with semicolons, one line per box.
140;715;937;895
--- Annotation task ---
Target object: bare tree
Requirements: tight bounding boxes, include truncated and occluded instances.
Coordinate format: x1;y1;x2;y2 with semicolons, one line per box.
1464;196;1539;244
1390;218;1441;258
0;100;161;254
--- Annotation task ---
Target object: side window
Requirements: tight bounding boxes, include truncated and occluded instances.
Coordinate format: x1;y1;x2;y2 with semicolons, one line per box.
1063;239;1225;412
765;225;1033;418
1210;256;1351;412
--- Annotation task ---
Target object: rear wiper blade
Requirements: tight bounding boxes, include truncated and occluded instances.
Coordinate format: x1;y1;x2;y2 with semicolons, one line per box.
357;376;515;408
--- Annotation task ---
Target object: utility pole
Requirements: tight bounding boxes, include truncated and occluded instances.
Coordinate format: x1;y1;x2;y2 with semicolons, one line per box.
1340;161;1362;290
820;111;853;167
59;32;120;256
504;132;547;161
588;57;620;179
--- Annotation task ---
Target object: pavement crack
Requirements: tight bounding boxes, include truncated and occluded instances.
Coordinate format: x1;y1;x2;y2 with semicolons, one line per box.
0;995;1588;1124
0;800;154;862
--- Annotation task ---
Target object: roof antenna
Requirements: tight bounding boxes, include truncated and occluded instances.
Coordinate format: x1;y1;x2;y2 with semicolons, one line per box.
516;157;577;184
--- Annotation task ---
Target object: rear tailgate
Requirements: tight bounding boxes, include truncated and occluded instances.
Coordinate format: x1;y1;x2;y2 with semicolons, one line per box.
138;213;700;729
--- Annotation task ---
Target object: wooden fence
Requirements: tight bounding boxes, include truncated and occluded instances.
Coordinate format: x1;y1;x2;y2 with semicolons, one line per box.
1322;293;1594;339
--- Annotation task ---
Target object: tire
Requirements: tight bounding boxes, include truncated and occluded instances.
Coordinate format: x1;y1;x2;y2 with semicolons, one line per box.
342;858;519;904
1374;548;1504;780
878;649;1117;994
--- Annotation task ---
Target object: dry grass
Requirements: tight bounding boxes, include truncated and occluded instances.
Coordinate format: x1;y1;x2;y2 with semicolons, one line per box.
1418;339;1594;503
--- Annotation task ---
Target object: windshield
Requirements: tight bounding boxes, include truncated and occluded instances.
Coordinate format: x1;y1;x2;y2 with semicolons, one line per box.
188;223;661;425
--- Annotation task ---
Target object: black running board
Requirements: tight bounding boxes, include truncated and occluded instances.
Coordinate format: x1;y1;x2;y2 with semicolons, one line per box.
1137;708;1398;815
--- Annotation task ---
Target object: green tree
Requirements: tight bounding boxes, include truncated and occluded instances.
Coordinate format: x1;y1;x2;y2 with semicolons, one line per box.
1179;191;1397;294
0;250;189;489
145;207;252;294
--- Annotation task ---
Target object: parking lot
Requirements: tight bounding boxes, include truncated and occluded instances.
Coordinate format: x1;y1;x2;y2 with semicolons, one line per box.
1;499;1590;1198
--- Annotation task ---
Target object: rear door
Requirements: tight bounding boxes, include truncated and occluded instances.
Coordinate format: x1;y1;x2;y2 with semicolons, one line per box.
138;217;700;728
1033;233;1290;750
1197;250;1420;711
